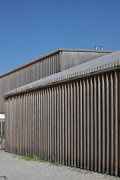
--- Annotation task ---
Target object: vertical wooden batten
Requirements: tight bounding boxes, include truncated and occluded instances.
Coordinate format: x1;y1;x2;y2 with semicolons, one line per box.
4;68;120;176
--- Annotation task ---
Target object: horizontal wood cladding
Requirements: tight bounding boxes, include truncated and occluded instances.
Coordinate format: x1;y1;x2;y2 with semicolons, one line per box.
0;51;110;113
5;70;120;176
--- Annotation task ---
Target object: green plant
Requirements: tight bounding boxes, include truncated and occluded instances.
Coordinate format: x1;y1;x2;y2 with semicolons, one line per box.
20;155;46;162
51;156;55;162
114;171;120;178
50;156;60;166
33;156;39;161
20;156;33;161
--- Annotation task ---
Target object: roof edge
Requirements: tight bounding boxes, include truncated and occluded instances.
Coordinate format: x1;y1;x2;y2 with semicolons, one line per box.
0;48;114;78
4;60;120;98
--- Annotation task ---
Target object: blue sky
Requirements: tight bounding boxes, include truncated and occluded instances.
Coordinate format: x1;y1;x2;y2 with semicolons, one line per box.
0;0;120;74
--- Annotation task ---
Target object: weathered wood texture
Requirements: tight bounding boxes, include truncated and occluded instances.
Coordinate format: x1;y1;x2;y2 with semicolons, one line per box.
0;50;110;113
5;70;120;176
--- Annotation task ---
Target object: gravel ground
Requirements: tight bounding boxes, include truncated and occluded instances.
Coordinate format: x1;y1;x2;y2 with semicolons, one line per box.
0;150;119;180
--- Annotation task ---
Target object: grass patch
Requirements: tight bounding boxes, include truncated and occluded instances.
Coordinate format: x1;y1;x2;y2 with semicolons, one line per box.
20;155;62;166
20;155;46;162
20;156;33;161
79;170;92;174
49;156;62;166
50;161;60;166
12;154;18;158
68;167;92;174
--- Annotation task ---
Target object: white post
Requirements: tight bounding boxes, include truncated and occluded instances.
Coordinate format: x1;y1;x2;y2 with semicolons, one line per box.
0;121;2;136
1;121;3;136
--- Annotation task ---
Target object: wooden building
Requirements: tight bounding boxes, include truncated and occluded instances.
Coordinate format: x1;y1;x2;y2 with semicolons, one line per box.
0;49;112;114
5;50;120;176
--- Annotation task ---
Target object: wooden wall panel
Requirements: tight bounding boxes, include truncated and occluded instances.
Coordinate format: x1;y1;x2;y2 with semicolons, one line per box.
118;72;120;175
101;75;106;173
0;51;110;113
61;52;109;71
5;70;120;177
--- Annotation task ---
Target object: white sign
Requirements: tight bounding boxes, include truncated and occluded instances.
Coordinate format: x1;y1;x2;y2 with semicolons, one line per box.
0;114;5;119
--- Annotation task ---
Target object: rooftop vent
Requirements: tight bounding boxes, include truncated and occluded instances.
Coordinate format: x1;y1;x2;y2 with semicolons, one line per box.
95;46;98;50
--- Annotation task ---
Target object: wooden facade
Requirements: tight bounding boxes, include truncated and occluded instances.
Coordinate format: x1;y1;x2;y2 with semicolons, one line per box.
0;49;111;113
5;54;120;176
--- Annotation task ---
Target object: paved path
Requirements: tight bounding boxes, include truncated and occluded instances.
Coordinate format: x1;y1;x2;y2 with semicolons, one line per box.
0;150;119;180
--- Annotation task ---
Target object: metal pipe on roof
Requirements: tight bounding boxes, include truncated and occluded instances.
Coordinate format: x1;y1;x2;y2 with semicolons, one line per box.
95;46;98;50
